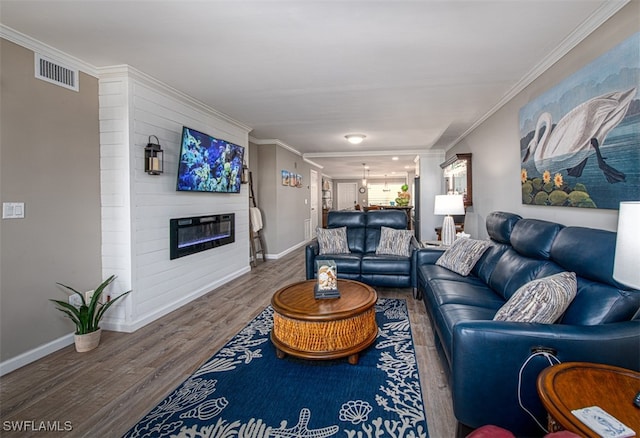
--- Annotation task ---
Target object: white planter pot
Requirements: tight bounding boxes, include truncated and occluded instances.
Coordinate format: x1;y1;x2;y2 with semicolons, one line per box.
74;328;102;353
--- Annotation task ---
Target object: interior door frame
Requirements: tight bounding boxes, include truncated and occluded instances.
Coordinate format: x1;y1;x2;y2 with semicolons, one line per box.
337;182;358;210
310;169;319;238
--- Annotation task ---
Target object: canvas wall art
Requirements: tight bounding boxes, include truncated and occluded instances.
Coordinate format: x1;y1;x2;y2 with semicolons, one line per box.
519;32;639;209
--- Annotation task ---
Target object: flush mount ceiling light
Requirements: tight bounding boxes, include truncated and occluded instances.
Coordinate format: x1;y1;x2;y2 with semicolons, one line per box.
345;134;366;145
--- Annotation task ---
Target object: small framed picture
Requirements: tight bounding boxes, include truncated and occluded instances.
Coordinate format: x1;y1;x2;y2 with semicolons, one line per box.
281;170;289;186
315;260;340;299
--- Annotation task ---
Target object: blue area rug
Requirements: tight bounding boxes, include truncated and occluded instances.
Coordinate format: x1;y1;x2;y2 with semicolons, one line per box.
124;298;428;437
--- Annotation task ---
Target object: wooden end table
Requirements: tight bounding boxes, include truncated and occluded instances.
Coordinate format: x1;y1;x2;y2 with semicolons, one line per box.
537;362;640;437
270;279;377;365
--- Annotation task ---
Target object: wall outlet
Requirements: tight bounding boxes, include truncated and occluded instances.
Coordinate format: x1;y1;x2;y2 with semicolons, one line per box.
68;294;82;308
85;290;99;303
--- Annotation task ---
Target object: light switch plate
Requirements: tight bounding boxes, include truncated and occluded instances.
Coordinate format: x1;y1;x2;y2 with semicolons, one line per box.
2;202;25;219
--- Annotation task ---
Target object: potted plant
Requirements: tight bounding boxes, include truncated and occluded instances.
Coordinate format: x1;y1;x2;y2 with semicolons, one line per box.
50;274;131;352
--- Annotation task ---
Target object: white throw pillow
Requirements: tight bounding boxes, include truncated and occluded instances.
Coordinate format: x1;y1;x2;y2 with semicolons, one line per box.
493;272;577;323
435;238;491;276
376;226;413;257
316;227;350;255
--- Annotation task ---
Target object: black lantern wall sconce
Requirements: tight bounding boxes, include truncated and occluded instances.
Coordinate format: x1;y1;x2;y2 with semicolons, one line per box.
144;135;164;175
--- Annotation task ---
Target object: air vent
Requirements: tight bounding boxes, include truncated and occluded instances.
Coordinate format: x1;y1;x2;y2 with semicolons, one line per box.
34;54;79;91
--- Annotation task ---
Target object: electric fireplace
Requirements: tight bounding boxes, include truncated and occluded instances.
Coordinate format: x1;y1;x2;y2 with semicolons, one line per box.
170;213;235;260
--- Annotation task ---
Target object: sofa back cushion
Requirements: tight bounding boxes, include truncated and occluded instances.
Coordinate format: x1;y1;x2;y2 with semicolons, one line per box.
561;279;640;325
364;210;408;253
550;227;624;288
488;249;561;300
510;219;563;259
472;212;522;284
471;241;511;284
485;211;521;243
328;211;366;253
551;226;640;324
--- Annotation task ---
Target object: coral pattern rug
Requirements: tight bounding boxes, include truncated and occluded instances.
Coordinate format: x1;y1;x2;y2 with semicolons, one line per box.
123;298;428;437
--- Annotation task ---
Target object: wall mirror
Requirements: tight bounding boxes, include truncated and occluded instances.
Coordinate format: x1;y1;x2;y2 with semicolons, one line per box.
440;153;472;207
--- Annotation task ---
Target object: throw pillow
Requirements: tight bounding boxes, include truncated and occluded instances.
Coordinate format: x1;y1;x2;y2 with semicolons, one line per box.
435;237;491;276
316;227;350;255
493;271;577;323
376;226;414;257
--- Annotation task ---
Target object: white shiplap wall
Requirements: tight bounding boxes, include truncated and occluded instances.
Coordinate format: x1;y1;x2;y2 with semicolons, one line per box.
98;65;251;332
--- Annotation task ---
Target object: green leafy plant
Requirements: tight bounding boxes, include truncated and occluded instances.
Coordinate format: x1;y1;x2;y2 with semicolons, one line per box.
50;275;131;335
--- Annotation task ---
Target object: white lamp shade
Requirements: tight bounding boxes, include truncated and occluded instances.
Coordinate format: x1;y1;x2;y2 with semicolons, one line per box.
434;194;465;216
613;201;640;289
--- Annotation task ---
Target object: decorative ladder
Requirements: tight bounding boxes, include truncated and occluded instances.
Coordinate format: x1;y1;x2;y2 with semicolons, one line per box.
248;171;266;267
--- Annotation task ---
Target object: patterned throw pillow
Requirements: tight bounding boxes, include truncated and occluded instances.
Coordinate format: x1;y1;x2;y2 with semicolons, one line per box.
493;271;577;323
317;227;350;255
435;237;491;276
376;226;413;257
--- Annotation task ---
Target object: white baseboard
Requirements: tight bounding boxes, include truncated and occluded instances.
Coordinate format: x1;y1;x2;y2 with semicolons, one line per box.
0;333;74;377
1;265;251;375
264;239;311;260
100;265;252;333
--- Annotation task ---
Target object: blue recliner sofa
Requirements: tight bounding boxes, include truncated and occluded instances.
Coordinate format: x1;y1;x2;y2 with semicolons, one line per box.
305;209;418;288
416;211;640;436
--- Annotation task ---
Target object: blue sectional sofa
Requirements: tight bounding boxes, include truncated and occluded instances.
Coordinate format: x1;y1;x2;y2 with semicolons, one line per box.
416;211;640;436
305;210;418;288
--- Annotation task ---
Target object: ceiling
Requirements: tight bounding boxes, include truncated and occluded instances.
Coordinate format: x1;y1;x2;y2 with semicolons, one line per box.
0;1;626;179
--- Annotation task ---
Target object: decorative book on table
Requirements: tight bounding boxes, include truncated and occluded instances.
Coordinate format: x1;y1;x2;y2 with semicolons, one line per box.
571;406;635;438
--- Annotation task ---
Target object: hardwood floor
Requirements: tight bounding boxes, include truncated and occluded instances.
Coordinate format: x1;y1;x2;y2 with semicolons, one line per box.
0;247;456;437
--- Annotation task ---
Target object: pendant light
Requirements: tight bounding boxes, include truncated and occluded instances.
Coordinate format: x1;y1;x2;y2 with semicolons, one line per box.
362;163;367;186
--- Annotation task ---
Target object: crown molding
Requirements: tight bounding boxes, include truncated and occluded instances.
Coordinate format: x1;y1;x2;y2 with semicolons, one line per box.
304;149;425;159
303;157;324;169
0;26;252;134
249;137;303;156
98;65;252;133
0;24;99;77
446;0;630;150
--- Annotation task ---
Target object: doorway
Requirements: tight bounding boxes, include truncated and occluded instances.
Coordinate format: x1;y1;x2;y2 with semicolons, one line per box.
310;169;319;238
337;183;358;210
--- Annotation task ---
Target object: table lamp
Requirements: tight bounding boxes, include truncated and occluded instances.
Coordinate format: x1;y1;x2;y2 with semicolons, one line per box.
434;194;465;246
613;201;640;289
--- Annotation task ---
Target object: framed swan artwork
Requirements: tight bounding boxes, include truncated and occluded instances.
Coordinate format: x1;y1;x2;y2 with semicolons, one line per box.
519;32;639;210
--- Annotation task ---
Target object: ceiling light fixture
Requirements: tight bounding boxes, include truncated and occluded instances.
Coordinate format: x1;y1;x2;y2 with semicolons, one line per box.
346;134;366;145
362;163;367;185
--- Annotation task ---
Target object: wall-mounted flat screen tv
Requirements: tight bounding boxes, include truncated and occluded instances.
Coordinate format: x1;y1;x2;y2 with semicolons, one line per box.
176;126;245;193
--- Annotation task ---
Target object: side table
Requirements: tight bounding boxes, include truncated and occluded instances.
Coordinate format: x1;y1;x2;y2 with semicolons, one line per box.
270;279;378;365
537;362;640;437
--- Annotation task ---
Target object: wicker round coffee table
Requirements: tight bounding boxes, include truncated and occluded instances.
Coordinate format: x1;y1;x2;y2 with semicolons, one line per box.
270;279;378;365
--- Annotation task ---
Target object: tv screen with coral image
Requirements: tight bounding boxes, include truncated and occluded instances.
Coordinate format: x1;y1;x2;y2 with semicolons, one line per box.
176;127;245;193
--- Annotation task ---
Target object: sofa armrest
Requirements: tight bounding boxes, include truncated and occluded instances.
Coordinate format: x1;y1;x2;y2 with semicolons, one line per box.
305;241;319;280
416;247;445;265
409;238;420;288
451;320;640;434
